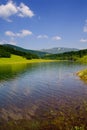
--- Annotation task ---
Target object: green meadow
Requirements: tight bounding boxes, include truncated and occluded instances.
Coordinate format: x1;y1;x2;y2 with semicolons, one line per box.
0;55;58;64
77;56;87;64
76;56;87;81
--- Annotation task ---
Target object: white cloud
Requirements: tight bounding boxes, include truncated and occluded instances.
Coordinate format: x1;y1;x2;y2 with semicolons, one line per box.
18;30;32;37
0;1;17;21
5;30;32;38
0;1;34;21
52;36;62;41
80;38;87;43
5;31;16;37
37;35;48;39
18;3;34;18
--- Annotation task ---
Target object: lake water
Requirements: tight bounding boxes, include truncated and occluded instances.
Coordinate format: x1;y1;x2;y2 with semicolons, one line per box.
0;61;87;129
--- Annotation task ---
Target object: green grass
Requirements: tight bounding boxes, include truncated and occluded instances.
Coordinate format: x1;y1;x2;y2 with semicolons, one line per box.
0;55;58;64
77;55;87;64
77;69;87;81
76;56;87;82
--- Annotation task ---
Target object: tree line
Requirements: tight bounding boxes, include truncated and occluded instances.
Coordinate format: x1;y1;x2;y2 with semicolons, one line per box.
0;45;39;59
43;49;87;61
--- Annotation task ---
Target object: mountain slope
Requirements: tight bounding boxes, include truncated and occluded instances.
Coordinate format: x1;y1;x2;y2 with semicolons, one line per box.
40;47;79;54
3;44;48;57
43;48;87;61
0;44;39;59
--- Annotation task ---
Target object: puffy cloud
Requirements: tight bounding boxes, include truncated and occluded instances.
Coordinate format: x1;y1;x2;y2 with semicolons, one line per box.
37;35;48;39
0;1;34;21
5;31;16;37
18;3;34;18
5;30;32;37
52;36;62;41
80;38;87;43
0;1;17;21
18;30;32;37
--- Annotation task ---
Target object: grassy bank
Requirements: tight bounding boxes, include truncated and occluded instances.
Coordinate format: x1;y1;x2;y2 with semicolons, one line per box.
0;55;58;64
0;119;85;130
76;55;87;81
77;69;87;81
76;56;87;64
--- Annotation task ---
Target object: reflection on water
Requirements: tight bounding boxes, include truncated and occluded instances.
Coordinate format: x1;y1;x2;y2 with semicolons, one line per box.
0;62;87;128
0;64;37;81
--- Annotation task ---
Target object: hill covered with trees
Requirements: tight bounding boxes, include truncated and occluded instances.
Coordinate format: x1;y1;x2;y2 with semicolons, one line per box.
1;44;87;63
0;44;39;59
3;44;48;57
43;49;87;61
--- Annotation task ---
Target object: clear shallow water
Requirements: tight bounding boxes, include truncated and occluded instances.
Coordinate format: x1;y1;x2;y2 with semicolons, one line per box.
0;62;87;126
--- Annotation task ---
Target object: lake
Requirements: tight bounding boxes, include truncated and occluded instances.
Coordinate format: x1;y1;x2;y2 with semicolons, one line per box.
0;61;87;129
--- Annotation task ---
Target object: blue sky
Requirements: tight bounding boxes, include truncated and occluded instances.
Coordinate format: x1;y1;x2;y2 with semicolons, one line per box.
0;0;87;50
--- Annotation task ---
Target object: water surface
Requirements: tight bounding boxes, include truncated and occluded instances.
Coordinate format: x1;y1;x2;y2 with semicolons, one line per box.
0;62;87;128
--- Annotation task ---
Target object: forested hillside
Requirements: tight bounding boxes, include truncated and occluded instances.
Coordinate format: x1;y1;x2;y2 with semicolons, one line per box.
43;49;87;61
0;45;39;59
1;44;87;62
3;44;48;57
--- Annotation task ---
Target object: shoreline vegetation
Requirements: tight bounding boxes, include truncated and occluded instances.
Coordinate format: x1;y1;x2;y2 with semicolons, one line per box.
76;56;87;81
0;55;59;65
77;69;87;82
1;43;87;81
0;54;87;81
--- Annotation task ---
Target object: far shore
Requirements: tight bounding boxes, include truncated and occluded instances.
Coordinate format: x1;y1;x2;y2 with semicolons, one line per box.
0;59;59;65
0;55;59;65
1;55;87;82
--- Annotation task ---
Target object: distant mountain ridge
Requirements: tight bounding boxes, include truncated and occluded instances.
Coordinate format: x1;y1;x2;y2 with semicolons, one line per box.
2;44;79;57
40;47;79;54
43;48;87;61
